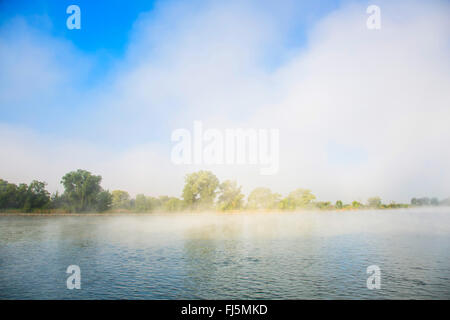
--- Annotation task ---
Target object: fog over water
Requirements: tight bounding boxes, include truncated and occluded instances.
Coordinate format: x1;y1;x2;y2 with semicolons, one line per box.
1;209;449;299
101;208;450;239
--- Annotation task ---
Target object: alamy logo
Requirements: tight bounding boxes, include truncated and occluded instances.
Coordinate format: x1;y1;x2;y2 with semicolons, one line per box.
366;5;381;30
171;121;279;175
366;265;381;289
66;5;81;30
66;265;81;289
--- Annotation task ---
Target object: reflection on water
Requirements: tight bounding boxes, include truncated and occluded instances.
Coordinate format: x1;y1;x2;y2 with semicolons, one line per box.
0;209;449;299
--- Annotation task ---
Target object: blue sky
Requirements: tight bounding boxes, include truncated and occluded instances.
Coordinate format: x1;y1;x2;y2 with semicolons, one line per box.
0;0;156;54
0;0;346;143
0;0;343;51
0;0;449;202
0;0;344;89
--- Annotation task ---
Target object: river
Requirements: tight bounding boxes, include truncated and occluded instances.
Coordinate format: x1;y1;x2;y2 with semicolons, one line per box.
1;208;449;299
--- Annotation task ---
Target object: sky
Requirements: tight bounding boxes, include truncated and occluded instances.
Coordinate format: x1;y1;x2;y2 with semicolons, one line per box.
0;0;449;203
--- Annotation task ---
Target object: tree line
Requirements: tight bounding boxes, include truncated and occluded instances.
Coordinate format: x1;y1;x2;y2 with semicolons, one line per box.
0;169;449;213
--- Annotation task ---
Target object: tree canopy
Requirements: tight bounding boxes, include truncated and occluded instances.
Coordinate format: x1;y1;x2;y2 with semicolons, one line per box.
0;179;50;212
61;169;103;212
247;187;280;210
182;170;219;209
111;190;131;209
1;169;449;213
217;180;244;210
367;197;382;208
279;188;316;210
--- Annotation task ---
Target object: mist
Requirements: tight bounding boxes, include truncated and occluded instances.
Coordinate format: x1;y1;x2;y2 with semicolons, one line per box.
13;208;446;246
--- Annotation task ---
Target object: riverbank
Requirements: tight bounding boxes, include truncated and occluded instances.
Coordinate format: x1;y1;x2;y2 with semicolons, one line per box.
7;206;449;217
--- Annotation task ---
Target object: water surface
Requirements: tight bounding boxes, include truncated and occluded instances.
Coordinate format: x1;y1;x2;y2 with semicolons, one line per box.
1;209;449;299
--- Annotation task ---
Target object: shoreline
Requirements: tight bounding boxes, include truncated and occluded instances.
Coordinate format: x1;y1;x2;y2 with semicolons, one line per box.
1;207;445;217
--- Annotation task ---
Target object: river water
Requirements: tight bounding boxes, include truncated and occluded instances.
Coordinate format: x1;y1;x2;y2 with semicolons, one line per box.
1;209;449;299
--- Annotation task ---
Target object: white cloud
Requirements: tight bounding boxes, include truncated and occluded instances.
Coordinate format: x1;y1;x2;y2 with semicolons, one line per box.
0;0;449;203
0;17;91;114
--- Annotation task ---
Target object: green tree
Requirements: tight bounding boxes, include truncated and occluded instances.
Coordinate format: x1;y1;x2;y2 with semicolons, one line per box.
0;179;17;209
412;197;439;206
182;171;219;209
134;195;183;212
412;197;433;206
315;201;332;210
50;191;66;210
148;196;163;211
135;194;151;212
335;200;343;209
279;188;316;210
352;201;362;209
0;179;50;211
24;180;50;212
111;190;131;209
96;190;112;212
367;197;382;208
247;187;280;210
15;183;28;209
217;180;244;210
163;197;184;212
61;169;103;212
